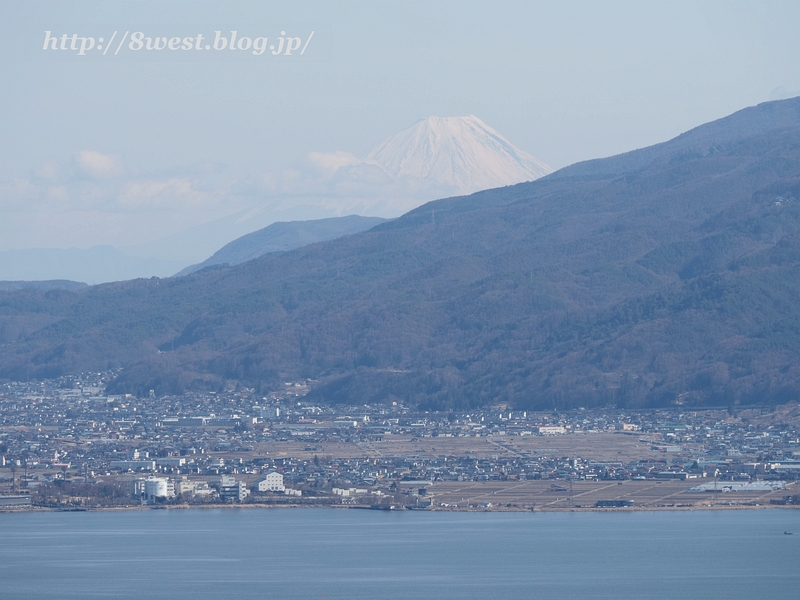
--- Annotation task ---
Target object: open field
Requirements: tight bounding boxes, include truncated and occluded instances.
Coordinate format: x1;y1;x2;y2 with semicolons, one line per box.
421;479;797;510
249;432;663;462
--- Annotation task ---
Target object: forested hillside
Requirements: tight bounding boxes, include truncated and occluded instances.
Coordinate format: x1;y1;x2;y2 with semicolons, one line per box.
2;98;800;410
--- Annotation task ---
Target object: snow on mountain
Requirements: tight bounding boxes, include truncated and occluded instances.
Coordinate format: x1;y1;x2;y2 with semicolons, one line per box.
2;118;551;283
367;115;552;194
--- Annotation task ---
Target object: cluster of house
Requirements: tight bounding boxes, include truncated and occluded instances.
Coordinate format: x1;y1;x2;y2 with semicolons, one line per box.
2;371;800;509
132;470;300;503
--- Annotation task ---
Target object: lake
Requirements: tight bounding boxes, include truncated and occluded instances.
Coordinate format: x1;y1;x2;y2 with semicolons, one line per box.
1;508;798;599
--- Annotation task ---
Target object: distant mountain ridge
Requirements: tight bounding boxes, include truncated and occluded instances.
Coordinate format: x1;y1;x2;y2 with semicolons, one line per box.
3;98;800;411
0;280;88;292
367;115;552;194
177;215;387;276
553;96;800;181
0;246;191;285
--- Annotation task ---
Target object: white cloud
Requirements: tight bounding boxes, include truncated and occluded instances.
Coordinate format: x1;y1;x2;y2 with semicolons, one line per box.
46;186;69;202
0;178;38;210
307;150;365;174
35;160;60;180
0;155;250;249
250;147;451;203
117;178;217;210
0;141;451;253
75;150;124;178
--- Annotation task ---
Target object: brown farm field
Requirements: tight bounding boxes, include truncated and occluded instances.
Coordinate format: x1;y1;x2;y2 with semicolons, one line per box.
420;479;796;510
248;432;662;462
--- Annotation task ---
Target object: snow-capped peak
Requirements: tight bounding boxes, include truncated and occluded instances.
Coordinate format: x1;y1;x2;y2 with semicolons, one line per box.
366;115;552;194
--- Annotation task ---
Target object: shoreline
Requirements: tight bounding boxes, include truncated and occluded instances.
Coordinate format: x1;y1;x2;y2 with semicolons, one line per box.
2;502;799;515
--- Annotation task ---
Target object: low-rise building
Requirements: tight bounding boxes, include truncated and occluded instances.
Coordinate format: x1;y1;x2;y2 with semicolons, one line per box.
219;479;249;502
257;471;285;492
110;460;156;471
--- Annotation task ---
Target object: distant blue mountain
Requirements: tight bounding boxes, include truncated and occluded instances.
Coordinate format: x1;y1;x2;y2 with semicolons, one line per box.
177;215;387;276
0;280;88;292
0;246;191;284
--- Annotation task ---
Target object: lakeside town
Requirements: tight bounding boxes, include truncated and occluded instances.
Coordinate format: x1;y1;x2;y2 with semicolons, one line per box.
1;371;799;512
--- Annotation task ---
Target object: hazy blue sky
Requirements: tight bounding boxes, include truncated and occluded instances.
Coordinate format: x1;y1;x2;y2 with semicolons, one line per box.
3;0;800;252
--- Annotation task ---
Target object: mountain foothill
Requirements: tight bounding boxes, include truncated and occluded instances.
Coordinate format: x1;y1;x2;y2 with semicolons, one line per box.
2;98;800;411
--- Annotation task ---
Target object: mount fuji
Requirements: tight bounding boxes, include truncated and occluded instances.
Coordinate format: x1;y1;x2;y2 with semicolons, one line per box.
367;115;552;194
1;117;551;284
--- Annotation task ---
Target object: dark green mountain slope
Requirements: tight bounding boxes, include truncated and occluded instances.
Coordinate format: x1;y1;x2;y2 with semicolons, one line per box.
3;97;800;410
176;215;387;276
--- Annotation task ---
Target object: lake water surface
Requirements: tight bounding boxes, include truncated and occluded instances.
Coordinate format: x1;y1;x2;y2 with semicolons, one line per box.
1;508;798;599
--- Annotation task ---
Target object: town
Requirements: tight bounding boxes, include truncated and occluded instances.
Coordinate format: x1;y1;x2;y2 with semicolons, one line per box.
1;371;799;511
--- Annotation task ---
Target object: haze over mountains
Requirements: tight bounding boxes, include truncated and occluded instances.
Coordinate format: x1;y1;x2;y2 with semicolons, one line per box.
0;246;191;285
2;98;800;410
1;116;548;284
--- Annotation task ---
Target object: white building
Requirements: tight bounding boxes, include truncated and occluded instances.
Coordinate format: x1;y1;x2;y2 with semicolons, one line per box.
175;476;213;497
175;477;196;495
156;457;186;468
257;471;285;492
219;480;249;502
218;474;237;487
110;460;156;471
133;477;175;501
537;426;567;435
